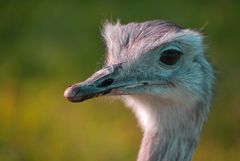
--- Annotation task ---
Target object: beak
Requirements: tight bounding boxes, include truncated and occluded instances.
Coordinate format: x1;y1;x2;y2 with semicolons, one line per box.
64;63;129;102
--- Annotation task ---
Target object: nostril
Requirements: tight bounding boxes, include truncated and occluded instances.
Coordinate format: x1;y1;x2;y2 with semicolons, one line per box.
97;78;114;87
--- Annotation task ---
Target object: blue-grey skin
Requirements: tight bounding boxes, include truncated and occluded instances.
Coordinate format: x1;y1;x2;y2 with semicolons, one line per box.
64;20;215;161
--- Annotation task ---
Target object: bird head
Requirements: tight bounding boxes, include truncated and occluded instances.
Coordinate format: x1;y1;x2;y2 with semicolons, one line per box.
64;20;214;105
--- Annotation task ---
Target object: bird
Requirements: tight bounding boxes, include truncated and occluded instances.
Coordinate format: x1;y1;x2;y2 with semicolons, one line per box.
64;20;215;161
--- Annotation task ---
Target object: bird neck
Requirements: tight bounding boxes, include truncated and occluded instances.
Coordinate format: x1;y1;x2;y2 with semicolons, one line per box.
137;129;197;161
123;93;209;161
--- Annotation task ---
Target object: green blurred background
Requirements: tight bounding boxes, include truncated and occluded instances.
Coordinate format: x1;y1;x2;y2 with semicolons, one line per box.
0;0;239;161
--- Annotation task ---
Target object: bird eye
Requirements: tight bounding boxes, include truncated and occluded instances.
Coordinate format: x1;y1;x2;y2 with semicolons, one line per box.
159;49;182;66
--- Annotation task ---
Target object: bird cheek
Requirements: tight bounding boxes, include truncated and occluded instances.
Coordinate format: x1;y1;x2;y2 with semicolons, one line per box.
110;89;128;95
110;87;137;96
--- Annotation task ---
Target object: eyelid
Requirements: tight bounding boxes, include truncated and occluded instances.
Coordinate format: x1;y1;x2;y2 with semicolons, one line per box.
160;45;183;54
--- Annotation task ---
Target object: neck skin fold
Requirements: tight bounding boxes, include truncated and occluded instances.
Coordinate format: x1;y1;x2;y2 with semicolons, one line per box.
123;92;209;161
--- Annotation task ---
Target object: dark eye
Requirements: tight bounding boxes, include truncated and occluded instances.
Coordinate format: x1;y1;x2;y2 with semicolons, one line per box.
159;49;182;65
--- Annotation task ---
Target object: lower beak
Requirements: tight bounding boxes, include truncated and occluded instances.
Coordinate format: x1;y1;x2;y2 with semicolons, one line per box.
64;63;124;102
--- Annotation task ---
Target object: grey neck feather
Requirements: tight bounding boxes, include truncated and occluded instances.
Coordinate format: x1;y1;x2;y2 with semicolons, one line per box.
137;114;199;161
137;130;197;161
123;94;210;161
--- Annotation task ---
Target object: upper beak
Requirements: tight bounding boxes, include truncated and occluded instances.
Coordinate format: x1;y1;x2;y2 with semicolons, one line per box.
64;63;127;102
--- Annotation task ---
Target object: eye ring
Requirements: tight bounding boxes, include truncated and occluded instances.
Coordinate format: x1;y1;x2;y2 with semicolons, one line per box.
159;49;182;66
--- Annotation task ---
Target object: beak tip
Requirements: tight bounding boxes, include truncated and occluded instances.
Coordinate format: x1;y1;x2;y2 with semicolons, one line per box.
64;86;86;103
64;87;76;101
